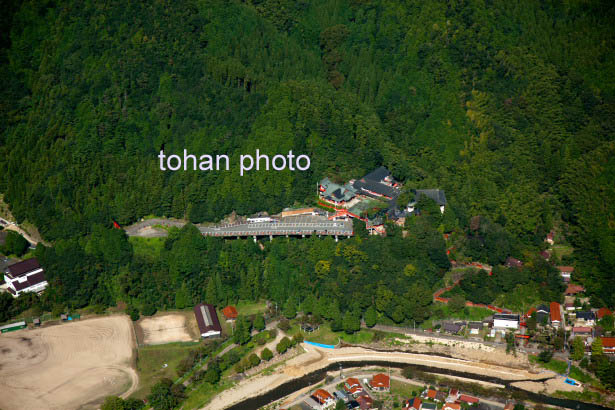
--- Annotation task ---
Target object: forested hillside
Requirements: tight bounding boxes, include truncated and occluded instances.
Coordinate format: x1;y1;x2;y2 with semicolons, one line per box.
1;0;614;304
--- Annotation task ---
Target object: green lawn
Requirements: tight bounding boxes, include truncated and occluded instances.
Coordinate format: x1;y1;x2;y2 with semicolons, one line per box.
390;379;423;398
555;389;602;404
302;323;375;345
551;244;574;259
529;356;596;384
425;304;493;328
235;300;267;316
493;283;543;313
132;341;201;399
181;379;234;410
129;236;165;260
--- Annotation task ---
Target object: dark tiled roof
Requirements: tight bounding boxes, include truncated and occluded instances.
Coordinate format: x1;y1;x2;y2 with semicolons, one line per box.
537;304;550;313
576;311;595;321
193;303;221;335
469;321;483;329
415;189;447;206
442;322;463;333
363;166;391;182
7;258;41;278
12;271;46;291
353;178;399;198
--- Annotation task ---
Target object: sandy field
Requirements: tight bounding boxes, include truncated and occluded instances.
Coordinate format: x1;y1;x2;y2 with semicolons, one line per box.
136;313;197;345
0;315;137;410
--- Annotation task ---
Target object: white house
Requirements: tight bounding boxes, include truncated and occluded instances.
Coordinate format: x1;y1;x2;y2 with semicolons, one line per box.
4;259;48;298
311;389;335;409
493;314;519;330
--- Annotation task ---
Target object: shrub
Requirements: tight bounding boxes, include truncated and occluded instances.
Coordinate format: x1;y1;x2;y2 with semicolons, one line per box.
261;347;273;361
293;333;304;344
141;303;157;316
538;350;553;363
249;353;261;367
276;336;291;354
254;315;266;331
126;305;140;321
278;319;290;331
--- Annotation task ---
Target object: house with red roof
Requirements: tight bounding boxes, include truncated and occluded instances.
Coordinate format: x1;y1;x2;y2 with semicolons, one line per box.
597;308;612;320
557;266;574;282
403;397;422;410
458;394;479;404
565;284;585;296
311;389;335;409
221;305;238;321
550;302;562;328
446;388;459;403
423;388;437;400
545;231;554;245
443;403;461;410
369;373;390;392
572;327;592;338
602;337;615;354
356;393;373;410
344;377;363;395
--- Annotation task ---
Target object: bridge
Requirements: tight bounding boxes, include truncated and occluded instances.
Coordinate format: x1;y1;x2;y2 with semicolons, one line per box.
199;215;353;241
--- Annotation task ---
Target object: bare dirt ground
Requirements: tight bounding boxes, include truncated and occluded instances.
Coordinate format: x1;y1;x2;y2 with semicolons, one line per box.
136;312;198;345
392;335;531;369
0;315;137;410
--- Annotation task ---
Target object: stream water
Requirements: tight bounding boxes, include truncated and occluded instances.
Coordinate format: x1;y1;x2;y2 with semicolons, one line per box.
224;359;609;410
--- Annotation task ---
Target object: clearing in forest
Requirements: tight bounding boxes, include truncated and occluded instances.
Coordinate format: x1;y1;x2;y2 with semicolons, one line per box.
136;312;199;345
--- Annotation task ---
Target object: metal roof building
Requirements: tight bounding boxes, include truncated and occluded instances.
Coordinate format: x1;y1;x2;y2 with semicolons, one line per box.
193;303;222;338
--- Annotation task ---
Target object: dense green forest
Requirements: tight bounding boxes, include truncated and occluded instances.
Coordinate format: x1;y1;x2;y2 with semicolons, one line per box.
0;0;614;307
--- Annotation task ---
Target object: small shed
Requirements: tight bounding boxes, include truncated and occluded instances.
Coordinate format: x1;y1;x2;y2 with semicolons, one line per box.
0;321;27;333
468;321;483;334
301;323;319;333
33;318;41;326
61;314;68;321
222;306;238;321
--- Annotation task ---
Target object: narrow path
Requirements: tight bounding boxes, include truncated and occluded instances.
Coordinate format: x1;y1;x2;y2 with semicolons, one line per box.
2;220;41;246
